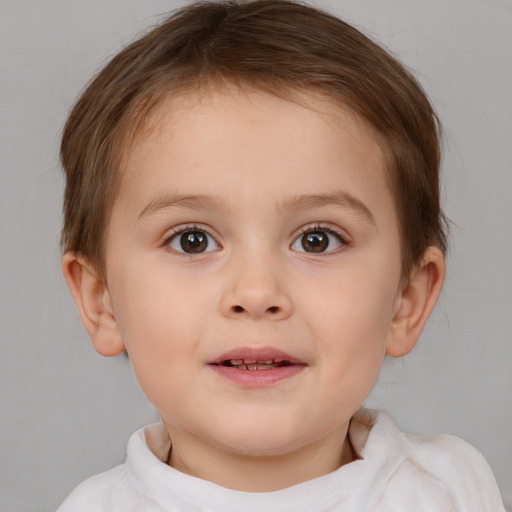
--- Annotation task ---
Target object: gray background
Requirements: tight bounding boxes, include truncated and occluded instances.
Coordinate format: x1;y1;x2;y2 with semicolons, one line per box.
1;0;511;510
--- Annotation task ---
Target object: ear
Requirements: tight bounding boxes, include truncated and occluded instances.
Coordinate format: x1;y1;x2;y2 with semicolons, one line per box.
385;246;445;357
62;252;125;357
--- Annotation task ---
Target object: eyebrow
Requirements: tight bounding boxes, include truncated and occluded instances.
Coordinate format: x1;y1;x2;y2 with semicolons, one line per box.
138;194;229;220
277;192;376;225
138;190;375;225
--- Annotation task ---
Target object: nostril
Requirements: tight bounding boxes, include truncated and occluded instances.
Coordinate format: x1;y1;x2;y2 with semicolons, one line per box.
231;305;280;314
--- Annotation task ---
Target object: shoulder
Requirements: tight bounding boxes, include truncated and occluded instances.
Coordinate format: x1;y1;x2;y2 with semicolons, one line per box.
56;464;129;512
405;431;499;487
56;422;171;512
405;431;496;478
369;411;506;511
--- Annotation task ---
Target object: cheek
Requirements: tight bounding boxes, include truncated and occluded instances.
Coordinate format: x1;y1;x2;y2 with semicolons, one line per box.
112;263;209;334
319;271;396;328
303;260;399;366
108;268;212;384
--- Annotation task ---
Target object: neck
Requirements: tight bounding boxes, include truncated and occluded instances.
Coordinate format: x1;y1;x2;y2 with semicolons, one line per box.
166;423;356;492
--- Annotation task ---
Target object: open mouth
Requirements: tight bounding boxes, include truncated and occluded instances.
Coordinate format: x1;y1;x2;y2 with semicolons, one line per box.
218;359;295;370
208;348;305;386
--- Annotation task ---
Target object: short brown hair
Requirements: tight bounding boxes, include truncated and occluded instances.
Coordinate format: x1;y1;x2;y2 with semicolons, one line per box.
61;0;447;280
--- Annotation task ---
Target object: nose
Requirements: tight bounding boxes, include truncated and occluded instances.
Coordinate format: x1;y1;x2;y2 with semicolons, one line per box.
219;252;293;321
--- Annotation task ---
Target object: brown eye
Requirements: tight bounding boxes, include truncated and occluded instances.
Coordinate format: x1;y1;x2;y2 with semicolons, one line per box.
301;231;329;252
181;231;207;253
169;229;219;254
291;228;344;253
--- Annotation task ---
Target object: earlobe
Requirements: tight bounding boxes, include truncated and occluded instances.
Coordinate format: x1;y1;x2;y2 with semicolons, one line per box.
61;252;126;357
385;247;446;358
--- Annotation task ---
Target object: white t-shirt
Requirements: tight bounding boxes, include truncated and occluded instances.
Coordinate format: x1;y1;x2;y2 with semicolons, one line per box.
57;408;506;511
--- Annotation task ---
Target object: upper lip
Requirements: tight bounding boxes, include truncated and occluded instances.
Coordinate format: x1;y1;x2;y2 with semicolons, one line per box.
208;346;305;365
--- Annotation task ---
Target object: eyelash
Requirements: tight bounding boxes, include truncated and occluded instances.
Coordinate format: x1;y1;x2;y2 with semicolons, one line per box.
162;222;348;254
292;223;348;253
163;224;220;253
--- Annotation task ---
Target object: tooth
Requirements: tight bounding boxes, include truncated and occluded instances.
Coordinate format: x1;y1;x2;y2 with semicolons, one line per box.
243;359;257;364
244;364;276;370
229;361;279;370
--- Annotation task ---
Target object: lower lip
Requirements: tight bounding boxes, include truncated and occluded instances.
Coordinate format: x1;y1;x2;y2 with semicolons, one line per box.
208;364;305;387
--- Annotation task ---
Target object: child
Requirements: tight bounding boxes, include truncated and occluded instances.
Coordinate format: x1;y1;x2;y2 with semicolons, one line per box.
57;0;506;510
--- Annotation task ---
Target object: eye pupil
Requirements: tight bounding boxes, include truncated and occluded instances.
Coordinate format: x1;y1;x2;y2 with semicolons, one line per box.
180;231;207;253
301;231;328;252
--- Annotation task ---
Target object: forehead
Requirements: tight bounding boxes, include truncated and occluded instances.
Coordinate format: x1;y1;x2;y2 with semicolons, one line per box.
114;88;396;229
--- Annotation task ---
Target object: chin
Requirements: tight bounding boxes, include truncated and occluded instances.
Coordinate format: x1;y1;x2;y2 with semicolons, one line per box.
208;422;313;457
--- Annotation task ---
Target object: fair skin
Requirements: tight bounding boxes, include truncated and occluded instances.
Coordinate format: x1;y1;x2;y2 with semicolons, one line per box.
63;88;445;492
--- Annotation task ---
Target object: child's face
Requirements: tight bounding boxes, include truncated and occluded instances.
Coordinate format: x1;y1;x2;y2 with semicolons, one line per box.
103;89;404;459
